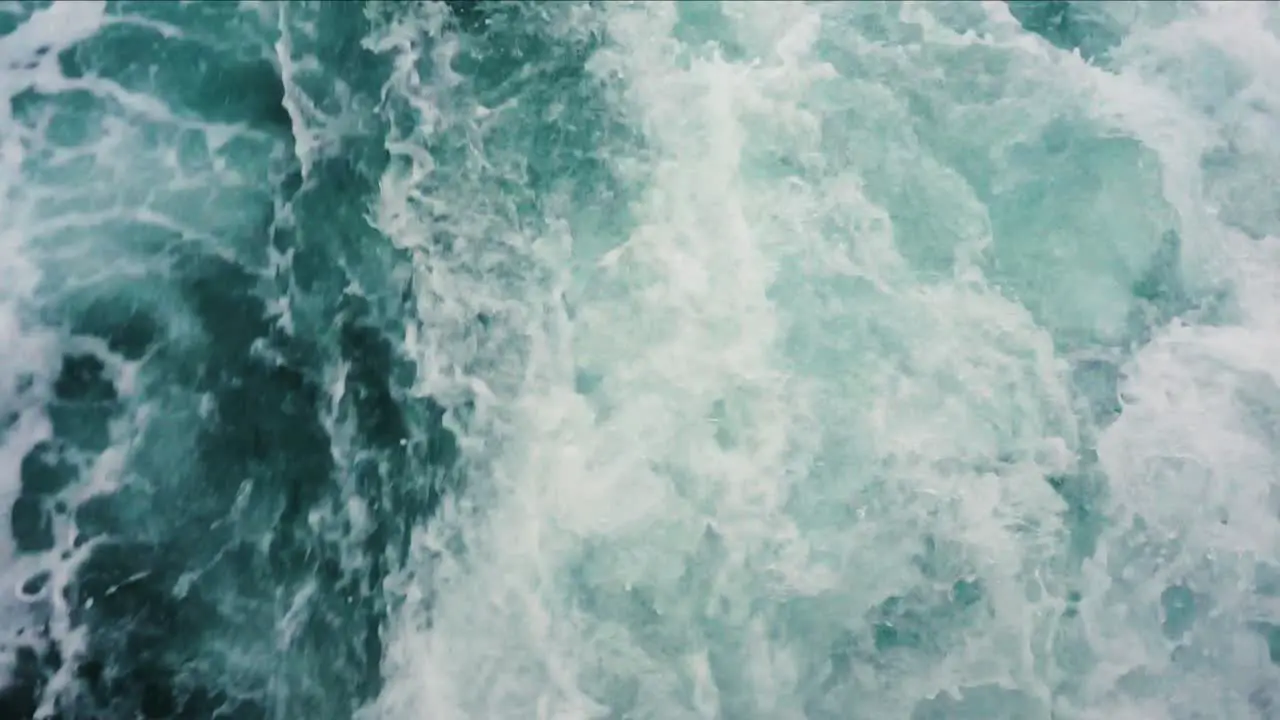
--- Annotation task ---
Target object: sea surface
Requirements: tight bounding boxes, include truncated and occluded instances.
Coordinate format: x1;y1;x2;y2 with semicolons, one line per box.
2;1;1280;718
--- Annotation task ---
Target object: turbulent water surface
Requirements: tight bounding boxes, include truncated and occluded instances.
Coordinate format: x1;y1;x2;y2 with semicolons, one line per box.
2;1;1280;718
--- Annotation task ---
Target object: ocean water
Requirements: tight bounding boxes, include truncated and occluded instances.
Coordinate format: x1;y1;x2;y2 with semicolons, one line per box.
1;1;1278;718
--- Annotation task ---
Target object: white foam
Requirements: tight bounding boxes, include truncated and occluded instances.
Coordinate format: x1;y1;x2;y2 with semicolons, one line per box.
0;1;111;693
369;2;1077;717
0;2;106;112
362;1;1280;717
1063;4;1280;716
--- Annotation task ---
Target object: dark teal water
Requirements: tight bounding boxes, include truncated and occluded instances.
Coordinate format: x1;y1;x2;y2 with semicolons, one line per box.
1;2;1279;719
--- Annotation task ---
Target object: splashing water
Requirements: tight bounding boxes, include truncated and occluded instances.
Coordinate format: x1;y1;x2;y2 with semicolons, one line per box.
1;1;1279;718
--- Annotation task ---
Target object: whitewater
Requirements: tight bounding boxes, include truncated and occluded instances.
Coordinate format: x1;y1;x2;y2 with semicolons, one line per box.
1;1;1279;718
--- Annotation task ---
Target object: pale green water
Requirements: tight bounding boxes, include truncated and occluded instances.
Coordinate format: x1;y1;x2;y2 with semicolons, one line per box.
1;2;1279;719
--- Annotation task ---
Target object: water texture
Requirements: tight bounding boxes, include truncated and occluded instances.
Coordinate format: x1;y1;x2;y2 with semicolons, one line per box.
0;2;1278;719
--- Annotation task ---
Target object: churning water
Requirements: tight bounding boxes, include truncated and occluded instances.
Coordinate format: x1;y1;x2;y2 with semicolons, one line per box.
2;1;1280;718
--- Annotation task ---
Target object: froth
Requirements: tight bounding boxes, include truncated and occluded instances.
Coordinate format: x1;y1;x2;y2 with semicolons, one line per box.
360;1;1280;718
371;1;1073;717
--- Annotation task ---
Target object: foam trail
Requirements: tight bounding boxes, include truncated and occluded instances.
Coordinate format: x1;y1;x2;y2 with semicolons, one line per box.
1052;3;1280;716
368;2;1083;718
366;1;1280;718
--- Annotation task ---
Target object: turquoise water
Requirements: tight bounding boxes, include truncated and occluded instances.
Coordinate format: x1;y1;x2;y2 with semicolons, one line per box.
1;1;1279;718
